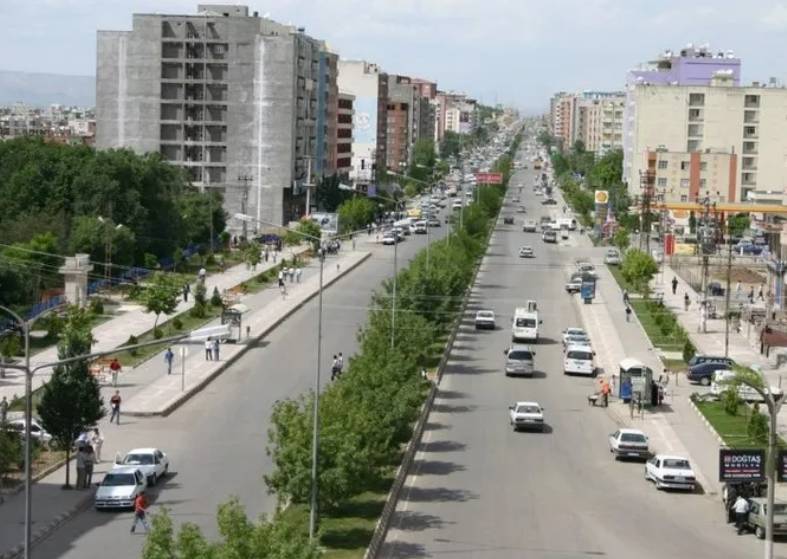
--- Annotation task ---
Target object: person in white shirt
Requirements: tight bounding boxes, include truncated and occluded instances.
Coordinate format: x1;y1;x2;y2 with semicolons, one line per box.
204;338;213;361
733;495;750;534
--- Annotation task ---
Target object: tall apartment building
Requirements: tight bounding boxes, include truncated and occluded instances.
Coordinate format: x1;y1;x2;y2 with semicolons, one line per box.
623;44;741;186
337;60;381;187
96;4;338;229
625;74;787;203
576;94;625;155
645;148;737;204
549;93;576;149
382;75;416;172
334;92;354;176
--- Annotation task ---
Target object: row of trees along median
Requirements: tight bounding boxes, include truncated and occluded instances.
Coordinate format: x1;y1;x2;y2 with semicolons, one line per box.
139;145;510;556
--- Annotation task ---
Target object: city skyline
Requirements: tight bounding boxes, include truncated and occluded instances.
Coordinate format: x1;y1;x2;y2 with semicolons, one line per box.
4;1;787;112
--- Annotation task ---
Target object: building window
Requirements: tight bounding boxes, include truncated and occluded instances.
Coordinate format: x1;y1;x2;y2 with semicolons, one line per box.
700;161;707;171
657;177;667;187
689;93;705;106
658;160;668;170
680;195;688;202
680;161;689;171
680;179;689;188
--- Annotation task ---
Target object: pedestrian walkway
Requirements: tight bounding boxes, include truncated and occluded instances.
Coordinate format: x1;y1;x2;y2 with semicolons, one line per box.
0;248;369;559
0;247;308;404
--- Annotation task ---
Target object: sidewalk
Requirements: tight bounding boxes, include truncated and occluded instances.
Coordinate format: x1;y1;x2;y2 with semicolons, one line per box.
0;248;369;559
0;247;308;404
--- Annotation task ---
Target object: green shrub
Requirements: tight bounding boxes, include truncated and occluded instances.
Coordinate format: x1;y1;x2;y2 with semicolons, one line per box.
721;388;741;416
190;302;206;319
88;298;105;316
153;328;164;339
748;404;769;445
171;316;183;331
126;334;139;356
682;338;696;363
210;286;223;306
206;253;216;266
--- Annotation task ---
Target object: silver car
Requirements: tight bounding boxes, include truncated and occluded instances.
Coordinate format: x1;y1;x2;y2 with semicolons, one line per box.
504;345;536;377
94;467;147;510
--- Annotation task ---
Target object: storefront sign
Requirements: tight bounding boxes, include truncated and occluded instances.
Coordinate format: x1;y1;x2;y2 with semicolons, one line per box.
719;449;765;482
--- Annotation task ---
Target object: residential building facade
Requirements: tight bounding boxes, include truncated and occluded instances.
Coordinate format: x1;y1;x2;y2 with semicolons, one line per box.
96;4;338;229
646;148;737;204
334;92;353;176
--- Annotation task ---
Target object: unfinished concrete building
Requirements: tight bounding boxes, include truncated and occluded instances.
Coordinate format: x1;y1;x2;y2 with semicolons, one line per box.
96;4;338;230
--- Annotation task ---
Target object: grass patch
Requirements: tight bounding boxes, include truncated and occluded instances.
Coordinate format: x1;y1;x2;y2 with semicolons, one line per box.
661;358;688;373
693;399;787;449
608;264;634;293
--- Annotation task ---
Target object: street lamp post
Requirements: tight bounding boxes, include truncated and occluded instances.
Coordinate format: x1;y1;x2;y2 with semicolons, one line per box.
0;308;228;559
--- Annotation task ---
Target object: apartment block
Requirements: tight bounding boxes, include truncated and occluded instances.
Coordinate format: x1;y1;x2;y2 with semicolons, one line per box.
623;44;741;186
625;75;787;203
334;92;353;176
96;4;338;229
337;60;382;186
382;75;416;173
577;94;624;155
646;148;737;204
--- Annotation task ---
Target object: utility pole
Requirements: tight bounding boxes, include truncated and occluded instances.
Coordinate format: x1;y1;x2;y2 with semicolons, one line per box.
238;175;254;241
724;219;733;357
304;157;314;217
639;169;655;254
391;222;398;350
309;249;325;541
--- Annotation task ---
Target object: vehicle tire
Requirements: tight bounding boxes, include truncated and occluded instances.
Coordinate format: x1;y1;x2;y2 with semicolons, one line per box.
149;473;157;486
756;526;765;539
700;376;711;387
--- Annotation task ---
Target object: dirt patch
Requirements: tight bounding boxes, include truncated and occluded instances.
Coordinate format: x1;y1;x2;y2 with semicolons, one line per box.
710;267;765;285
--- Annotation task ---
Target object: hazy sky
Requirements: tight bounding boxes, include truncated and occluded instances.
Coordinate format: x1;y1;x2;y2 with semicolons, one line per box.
3;0;787;112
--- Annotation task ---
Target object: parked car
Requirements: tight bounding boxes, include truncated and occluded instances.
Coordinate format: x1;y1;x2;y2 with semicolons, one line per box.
644;455;696;491
115;448;170;486
686;356;735;385
95;467;147;510
427;218;441;227
736;240;764;255
743;498;787;539
6;418;52;445
604;249;621;265
608;428;649;460
542;198;558;205
519;246;535;258
474;310;496;330
508;401;545;432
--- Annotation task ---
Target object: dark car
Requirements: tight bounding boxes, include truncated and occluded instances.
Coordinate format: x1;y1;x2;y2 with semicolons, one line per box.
503;216;515;225
687;357;735;385
542;198;558;206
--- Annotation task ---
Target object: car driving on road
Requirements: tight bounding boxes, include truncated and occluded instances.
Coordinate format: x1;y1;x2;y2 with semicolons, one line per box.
644;455;696;491
519;246;534;258
604;249;621;265
503;345;536;377
522;220;537;233
563;345;595;376
508;401;545;432
95;467;147;510
474;310;496;330
565;278;582;293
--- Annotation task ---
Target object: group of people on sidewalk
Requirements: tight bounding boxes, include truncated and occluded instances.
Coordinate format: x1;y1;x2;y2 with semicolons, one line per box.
75;428;104;490
330;353;344;381
203;337;221;361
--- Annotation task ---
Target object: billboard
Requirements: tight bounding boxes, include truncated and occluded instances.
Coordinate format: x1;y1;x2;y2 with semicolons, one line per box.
719;449;765;482
474;172;503;184
309;213;339;236
594;190;609;226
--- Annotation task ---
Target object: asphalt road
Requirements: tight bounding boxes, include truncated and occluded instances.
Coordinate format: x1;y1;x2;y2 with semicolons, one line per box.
381;159;772;558
31;206;451;558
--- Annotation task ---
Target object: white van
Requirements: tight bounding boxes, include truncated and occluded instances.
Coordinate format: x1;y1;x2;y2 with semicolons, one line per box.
563;345;595;376
512;308;540;342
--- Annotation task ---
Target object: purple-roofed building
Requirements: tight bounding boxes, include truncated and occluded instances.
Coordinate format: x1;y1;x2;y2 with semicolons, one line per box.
622;44;742;184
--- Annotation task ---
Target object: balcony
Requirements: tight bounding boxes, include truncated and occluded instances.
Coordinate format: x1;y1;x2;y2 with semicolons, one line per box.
161;42;183;59
742;157;757;171
744;95;760;109
744;110;759;124
743;142;758;155
743;126;758;139
689;93;705;107
688;124;703;138
688;108;703;122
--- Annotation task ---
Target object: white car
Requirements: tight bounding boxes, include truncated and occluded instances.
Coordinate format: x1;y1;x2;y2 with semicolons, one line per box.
115;448;170;486
6;418;53;445
645;454;696;491
561;327;587;346
563;345;595;376
452;200;463;210
474;310;496;330
508;401;545;432
519;246;535;258
609;428;650;460
522;220;537;233
563;333;591;350
382;233;398;245
604;249;621;265
575;262;597;278
95;466;147;510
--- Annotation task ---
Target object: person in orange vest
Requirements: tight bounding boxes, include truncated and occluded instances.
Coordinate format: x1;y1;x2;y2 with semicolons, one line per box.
130;491;149;533
600;380;611;408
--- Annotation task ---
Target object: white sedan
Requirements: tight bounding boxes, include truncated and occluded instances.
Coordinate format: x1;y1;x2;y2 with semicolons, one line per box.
115;448;170;486
561;327;587;346
508;401;545;432
474;310;496;330
519;246;535;258
645;455;696;491
609;429;649;460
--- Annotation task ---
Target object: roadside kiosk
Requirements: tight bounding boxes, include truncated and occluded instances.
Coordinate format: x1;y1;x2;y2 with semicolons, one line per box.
618;357;653;404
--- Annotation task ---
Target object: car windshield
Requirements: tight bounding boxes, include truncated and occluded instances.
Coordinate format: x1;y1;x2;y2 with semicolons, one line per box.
122;453;154;465
515;318;536;328
516;406;539;414
508;351;533;361
566;329;584;336
102;473;136;486
620;433;647;443
567;351;593;360
662;459;690;469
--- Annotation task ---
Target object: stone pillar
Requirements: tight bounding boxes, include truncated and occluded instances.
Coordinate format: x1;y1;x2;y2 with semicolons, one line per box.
59;254;94;308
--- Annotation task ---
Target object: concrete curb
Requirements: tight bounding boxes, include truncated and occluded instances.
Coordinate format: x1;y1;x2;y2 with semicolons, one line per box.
126;251;371;417
0;491;93;559
688;396;727;447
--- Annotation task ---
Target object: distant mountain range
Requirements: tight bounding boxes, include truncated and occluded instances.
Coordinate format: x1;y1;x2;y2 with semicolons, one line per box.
0;70;95;107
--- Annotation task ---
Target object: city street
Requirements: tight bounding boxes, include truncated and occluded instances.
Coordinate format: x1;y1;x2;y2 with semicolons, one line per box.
24;216;450;558
381;164;774;558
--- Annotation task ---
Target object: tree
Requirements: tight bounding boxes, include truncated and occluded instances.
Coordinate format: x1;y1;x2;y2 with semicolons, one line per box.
439;130;463;159
337;197;376;234
314;174;351;212
143;273;181;331
191;281;207;318
243;242;261;270
284;219;322;251
69;215;137;276
0;427;22;485
178;190;227;248
728;213;750;238
621;249;658;294
612;228;630;252
38;306;104;488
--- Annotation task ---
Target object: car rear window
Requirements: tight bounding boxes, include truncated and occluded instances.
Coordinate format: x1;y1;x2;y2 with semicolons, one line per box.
517;406;539;414
567;351;593;360
508;351;533;361
620;433;646;443
662;459;690;469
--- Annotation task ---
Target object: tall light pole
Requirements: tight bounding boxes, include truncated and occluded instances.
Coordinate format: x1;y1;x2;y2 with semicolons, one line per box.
391;237;397;350
97;217;124;283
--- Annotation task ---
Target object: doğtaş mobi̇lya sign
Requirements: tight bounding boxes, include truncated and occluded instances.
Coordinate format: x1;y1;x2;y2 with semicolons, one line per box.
719;449;765;482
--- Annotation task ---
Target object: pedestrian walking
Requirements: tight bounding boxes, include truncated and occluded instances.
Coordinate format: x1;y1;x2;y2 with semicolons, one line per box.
183;283;190;302
758;285;764;301
625;306;632;322
205;338;213;361
164;347;174;375
280;280;287;299
622;289;630;306
109;358;122;387
601;380;611;407
296;268;302;283
273;251;278;263
213;337;220;361
0;395;7;424
84;445;96;487
337;352;344;375
264;249;269;263
76;446;88;489
110;390;122;425
331;355;340;381
91;428;104;462
733;495;750;534
671;276;678;295
130;491;150;533
288;267;295;282
735;281;742;297
336;262;340;273
352;237;356;251
278;270;284;286
198;267;207;282
749;287;755;304
684;293;690;311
